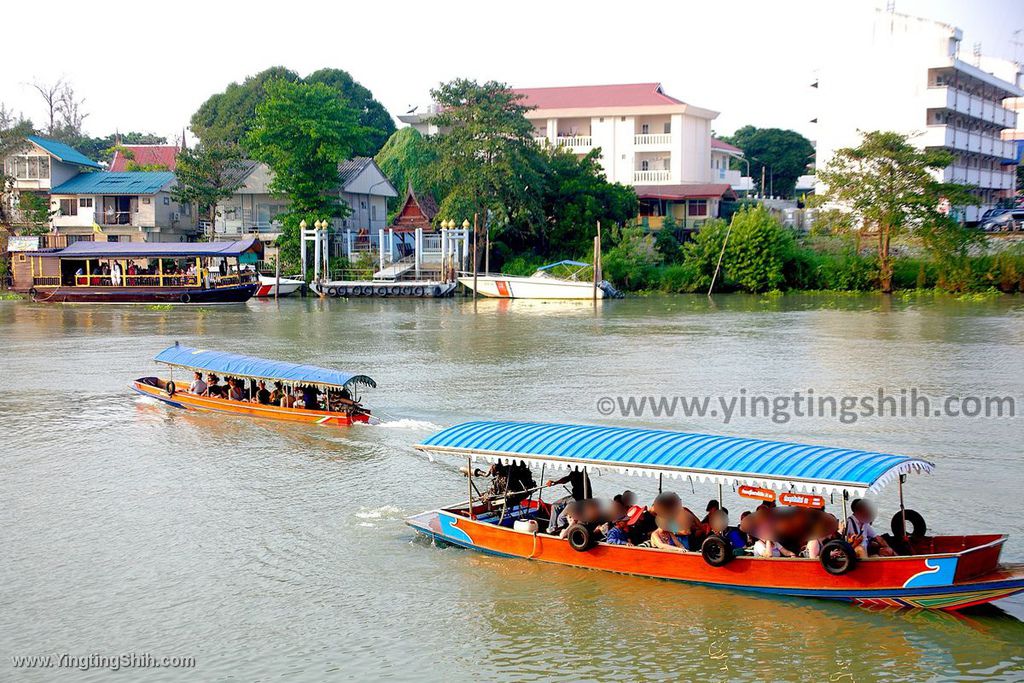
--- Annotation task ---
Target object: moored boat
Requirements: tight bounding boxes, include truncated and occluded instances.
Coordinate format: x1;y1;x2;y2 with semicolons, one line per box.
255;275;305;298
458;260;623;300
131;344;376;427
408;421;1024;611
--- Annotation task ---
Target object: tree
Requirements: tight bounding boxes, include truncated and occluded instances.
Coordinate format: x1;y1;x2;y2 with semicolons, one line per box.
428;79;544;253
30;79;88;141
30;79;62;136
374;127;438;219
0;106;34;226
722;126;813;198
818;130;978;292
191;66;394;156
17;194;55;235
172;142;246;239
244;79;365;271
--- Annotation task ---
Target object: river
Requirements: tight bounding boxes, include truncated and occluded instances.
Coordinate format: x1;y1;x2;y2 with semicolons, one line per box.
2;293;1023;681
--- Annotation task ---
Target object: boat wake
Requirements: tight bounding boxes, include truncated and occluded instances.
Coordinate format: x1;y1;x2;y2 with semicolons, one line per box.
370;418;444;432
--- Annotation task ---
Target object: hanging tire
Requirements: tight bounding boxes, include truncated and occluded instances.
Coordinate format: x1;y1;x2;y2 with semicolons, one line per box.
28;287;38;299
180;293;191;304
165;381;176;397
891;510;927;540
349;286;361;296
565;523;594;552
432;286;442;296
375;286;388;296
389;286;401;296
819;539;857;575
701;535;734;567
327;286;339;297
413;286;424;297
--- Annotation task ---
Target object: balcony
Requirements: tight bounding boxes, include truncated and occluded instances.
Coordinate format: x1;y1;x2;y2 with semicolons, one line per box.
944;165;1015;190
555;136;592;150
533;136;550;146
926;86;1017;128
634;133;672;148
922;126;1015;159
634;170;671;183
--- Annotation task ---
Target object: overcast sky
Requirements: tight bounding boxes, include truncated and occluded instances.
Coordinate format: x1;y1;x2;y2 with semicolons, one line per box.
2;0;1021;145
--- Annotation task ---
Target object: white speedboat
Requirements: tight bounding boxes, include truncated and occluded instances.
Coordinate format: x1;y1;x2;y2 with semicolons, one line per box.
459;260;622;300
255;275;304;297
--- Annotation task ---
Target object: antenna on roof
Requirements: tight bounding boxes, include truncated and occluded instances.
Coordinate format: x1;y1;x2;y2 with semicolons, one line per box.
885;1;895;12
973;41;982;66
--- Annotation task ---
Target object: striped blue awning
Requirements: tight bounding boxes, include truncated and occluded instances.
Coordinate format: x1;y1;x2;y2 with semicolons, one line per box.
153;344;375;389
416;421;934;496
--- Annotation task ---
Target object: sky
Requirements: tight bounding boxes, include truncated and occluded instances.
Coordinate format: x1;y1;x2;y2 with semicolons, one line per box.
2;0;1021;146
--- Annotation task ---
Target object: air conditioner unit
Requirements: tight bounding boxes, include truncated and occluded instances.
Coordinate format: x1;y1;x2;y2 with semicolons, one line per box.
171;212;180;221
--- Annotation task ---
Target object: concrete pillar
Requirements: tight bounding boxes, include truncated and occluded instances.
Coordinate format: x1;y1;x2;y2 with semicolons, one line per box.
415;227;422;278
313;228;321;281
378;228;385;269
300;230;307;281
345;230;353;260
388;228;395;262
670;114;684;184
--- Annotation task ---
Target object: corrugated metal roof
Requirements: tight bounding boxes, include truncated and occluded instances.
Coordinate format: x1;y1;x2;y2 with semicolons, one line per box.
512;83;685;109
634;183;735;200
109;145;180;171
54;236;260;258
27;135;102;169
50;171;175;195
338;157;373;187
416;421;935;496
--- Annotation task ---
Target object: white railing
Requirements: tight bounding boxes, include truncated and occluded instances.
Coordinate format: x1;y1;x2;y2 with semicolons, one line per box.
633;170;671;183
926;86;1017;128
634;133;672;146
533;136;550;146
555;136;592;149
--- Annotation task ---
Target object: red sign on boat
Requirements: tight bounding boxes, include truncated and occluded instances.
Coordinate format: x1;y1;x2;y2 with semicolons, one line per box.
779;492;826;509
738;485;776;502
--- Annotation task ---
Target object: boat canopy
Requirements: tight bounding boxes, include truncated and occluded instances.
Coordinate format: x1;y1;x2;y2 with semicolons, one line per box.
51;237;261;259
536;260;590;271
416;421;935;496
154;344;376;390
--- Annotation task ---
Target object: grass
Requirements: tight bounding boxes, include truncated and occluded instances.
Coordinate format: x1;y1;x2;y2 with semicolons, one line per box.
0;291;25;300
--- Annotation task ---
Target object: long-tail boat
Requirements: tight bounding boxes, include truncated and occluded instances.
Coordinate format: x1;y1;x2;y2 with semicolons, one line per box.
19;237;262;304
131;344;376;426
408;421;1024;611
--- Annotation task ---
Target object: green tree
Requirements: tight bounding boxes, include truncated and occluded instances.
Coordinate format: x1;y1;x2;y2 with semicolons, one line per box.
719;205;795;292
723;126;814;198
428;79;544;253
602;224;662;290
818;130;978;292
374;127;438;219
1;105;34;226
17;194;55;235
192;67;394;156
244;79;365;271
172;142;246;239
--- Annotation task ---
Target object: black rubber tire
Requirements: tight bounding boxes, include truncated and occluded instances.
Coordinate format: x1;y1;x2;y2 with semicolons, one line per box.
565;523;594;552
389;286;401;296
701;535;734;567
350;286;362;296
165;381;176;397
413;286;424;297
891;509;927;540
180;293;191;304
375;286;388;297
327;287;338;297
432;286;442;297
820;539;858;575
338;287;349;297
28;287;38;299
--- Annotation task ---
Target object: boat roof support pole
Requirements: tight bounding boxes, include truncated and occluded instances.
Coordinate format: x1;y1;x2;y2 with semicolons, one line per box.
898;473;908;541
468;456;475;520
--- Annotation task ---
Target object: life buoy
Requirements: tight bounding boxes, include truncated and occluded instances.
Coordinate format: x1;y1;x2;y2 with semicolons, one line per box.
891;510;927;540
565;523;594;552
165;381;176;397
701;535;734;567
180;293;191;304
413;286;424;297
819;539;857;575
327;287;339;297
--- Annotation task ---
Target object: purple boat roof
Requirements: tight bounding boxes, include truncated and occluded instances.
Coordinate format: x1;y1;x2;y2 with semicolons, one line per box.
50;237;260;259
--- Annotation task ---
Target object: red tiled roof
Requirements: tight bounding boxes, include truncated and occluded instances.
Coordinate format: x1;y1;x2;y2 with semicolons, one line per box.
109;145;179;171
634;183;735;200
512;83;684;110
711;138;742;154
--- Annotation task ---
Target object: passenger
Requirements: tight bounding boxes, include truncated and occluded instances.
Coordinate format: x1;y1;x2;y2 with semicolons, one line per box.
710;509;748;550
206;374;223;397
253;380;271;405
280;388;296;408
701;499;720;526
620;490;637;508
845;499;896;558
227;378;244;402
189;371;207;395
608;495;628;522
556;501;584;538
269;381;285;406
736;511;756;547
803;514;840;559
650;515;689;552
544;469;592;534
625;504;656;545
302;385;320;410
604;514;633;546
752;525;796;558
675;507;702;550
292;389;306;409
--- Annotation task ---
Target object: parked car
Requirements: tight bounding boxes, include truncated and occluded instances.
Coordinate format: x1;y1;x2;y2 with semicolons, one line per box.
979;207;1008;222
980;209;1024;232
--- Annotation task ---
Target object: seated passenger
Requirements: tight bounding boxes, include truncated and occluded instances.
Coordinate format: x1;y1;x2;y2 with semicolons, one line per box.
227;378;244;402
292;389;306;409
280;388;295;408
302;385;320;410
556;501;584;538
650;515;689;552
544;469;592;534
752;525;796;558
269;381;285;406
701;499;720;526
253;380;271;405
803;514;839;559
709;509;748;550
604;514;633;546
845;499;895;558
735;510;756;548
189;371;207;395
674;507;703;550
206;374;224;397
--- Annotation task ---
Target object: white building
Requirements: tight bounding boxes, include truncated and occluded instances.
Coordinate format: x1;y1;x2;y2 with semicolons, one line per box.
400;83;750;230
813;7;1022;222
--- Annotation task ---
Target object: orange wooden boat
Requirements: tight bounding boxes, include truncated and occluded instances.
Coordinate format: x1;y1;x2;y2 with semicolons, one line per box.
131;344;375;427
408;421;1024;611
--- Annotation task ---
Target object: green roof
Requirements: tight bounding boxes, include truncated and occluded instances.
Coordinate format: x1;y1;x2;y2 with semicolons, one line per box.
27;135;101;169
50;171;175;195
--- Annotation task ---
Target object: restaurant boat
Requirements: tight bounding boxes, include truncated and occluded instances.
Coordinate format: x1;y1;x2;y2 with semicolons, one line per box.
408;421;1024;611
131;344;376;427
15;237;262;304
458;261;623;300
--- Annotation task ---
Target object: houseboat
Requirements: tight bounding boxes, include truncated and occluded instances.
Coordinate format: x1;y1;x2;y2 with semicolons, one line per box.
131;344;376;427
408;421;1024;611
9;237;262;304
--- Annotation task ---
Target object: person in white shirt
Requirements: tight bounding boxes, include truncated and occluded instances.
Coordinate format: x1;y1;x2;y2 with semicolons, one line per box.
845;499;895;558
189;371;208;395
752;525;796;558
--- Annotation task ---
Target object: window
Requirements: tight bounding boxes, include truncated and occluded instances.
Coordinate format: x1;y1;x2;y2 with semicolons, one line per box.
664;158;670;171
59;198;78;216
106;235;122;243
162;196;170;205
641;123;650;134
664;122;671;134
6;155;50;180
641;160;649;171
371;204;377;220
142;197;151;205
66;234;93;244
688;200;708;217
79;197;93;208
360;201;366;209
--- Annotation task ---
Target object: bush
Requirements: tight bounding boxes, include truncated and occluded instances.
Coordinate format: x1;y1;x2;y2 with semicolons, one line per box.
682;207;794;293
602;224;662;290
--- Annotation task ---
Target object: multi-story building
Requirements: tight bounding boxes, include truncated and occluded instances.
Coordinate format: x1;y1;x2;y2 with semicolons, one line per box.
400;83;749;230
813;8;1022;222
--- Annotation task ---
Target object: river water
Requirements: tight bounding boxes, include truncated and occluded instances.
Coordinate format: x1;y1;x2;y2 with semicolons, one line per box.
2;293;1023;682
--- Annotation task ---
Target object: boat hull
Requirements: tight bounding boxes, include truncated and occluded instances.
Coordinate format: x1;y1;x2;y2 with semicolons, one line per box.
255;277;304;297
407;509;1024;611
459;275;605;299
31;284;257;304
131;379;371;426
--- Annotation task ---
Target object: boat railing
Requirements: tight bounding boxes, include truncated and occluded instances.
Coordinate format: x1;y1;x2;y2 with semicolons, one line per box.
69;271;257;288
32;276;61;287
